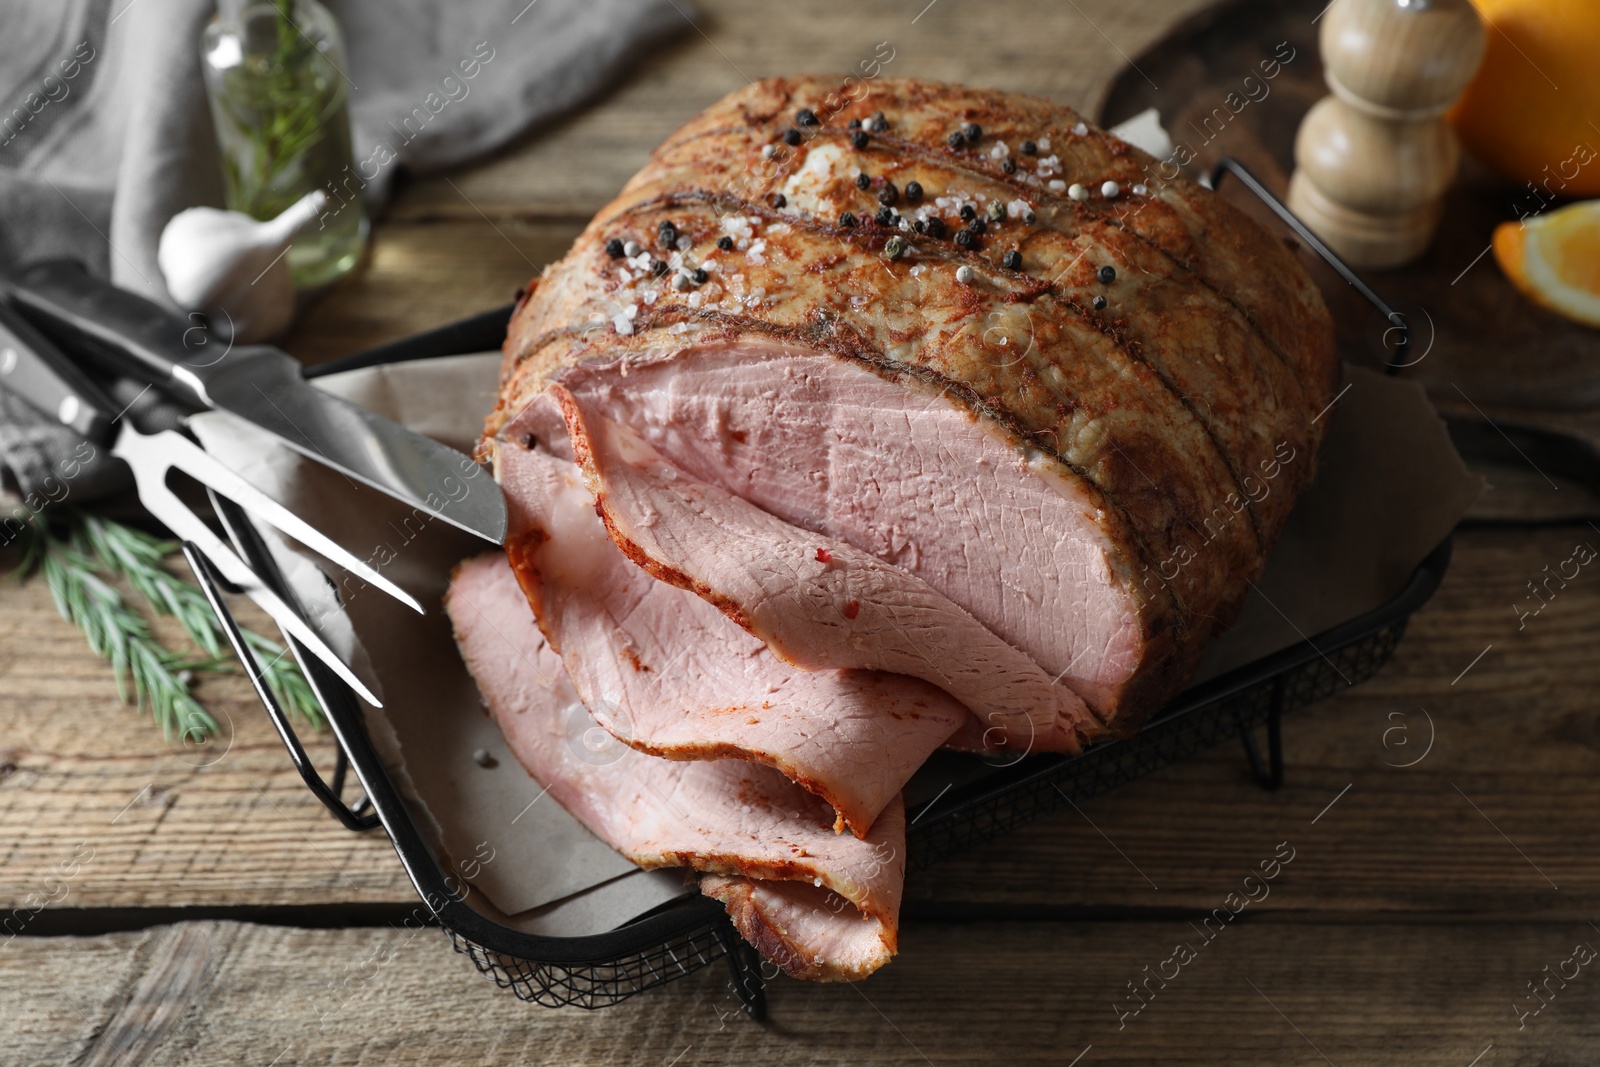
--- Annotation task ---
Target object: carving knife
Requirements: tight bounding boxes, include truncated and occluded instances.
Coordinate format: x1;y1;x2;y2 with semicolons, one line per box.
3;260;507;546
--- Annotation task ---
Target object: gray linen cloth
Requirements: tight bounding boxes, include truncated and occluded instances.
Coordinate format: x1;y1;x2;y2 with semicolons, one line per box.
0;0;688;507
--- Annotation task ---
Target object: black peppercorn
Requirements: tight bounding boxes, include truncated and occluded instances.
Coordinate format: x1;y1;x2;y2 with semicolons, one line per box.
848;117;862;129
657;221;677;247
770;193;787;209
651;259;668;276
856;171;871;190
1021;140;1037;156
968;218;986;235
947;130;965;149
1092;294;1107;310
1002;250;1022;270
783;128;801;146
839;211;858;228
1098;265;1117;284
852;130;869;150
717;235;734;251
913;219;926;234
954;229;976;249
959;204;977;221
605;238;625;258
692;267;708;284
924;217;946;239
796;108;819;126
870;110;888;132
1002;158;1016;174
1024;210;1038;224
904;180;923;202
878;182;899;206
875;206;896;227
963;122;982;142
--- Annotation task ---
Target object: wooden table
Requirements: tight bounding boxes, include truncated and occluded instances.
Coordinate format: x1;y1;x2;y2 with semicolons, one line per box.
6;1;1600;1062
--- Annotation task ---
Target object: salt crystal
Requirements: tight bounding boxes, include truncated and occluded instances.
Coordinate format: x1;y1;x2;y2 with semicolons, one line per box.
1072;123;1087;136
1048;179;1067;193
612;314;633;336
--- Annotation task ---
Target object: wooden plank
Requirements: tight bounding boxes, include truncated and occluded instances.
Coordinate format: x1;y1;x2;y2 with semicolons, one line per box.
384;0;1221;223
282;219;583;366
5;526;1600;916
6;917;1598;1065
923;524;1600;917
0;573;410;910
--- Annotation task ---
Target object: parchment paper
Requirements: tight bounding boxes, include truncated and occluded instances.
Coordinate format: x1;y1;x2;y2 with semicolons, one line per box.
189;352;1478;935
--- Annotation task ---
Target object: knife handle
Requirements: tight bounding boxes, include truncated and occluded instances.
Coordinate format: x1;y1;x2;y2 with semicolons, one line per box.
0;298;117;443
4;260;206;405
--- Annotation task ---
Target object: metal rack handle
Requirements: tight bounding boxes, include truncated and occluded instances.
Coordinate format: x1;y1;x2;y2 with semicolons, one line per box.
1208;157;1410;374
180;537;379;832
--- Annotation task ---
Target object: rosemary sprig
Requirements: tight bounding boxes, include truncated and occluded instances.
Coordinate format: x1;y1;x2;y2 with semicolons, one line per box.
15;509;325;739
19;517;217;742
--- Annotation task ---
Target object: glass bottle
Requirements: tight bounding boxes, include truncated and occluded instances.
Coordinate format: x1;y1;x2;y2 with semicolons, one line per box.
200;0;367;290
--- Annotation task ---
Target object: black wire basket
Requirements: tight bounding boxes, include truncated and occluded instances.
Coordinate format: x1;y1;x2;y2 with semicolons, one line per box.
186;159;1447;1019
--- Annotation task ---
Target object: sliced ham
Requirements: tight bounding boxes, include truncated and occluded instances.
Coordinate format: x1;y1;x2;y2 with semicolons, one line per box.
534;342;1146;719
445;551;904;980
495;433;967;836
489;77;1339;733
702;874;898;982
556;386;1102;753
467;75;1342;981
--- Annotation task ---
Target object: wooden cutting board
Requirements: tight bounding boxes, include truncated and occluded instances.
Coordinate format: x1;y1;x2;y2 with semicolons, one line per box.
1096;0;1600;477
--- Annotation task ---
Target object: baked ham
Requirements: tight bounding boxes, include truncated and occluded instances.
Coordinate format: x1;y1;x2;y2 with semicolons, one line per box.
447;551;905;981
461;75;1338;980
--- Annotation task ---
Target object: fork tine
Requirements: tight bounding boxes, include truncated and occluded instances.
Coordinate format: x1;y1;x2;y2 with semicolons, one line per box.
151;425;425;614
114;426;385;707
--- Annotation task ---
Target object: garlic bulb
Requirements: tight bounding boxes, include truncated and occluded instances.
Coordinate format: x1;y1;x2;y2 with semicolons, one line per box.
157;190;327;343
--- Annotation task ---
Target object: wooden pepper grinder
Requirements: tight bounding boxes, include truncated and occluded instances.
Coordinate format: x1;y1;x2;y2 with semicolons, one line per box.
1288;0;1485;269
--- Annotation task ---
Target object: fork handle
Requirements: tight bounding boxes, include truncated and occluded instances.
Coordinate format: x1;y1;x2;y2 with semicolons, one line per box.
0;298;118;442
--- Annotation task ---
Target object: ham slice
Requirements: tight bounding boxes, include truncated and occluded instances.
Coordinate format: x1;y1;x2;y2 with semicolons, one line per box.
496;433;968;836
445;551;904;980
556;385;1103;754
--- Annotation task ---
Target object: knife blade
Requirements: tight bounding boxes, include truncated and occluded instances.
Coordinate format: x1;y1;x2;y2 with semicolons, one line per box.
4;260;508;545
